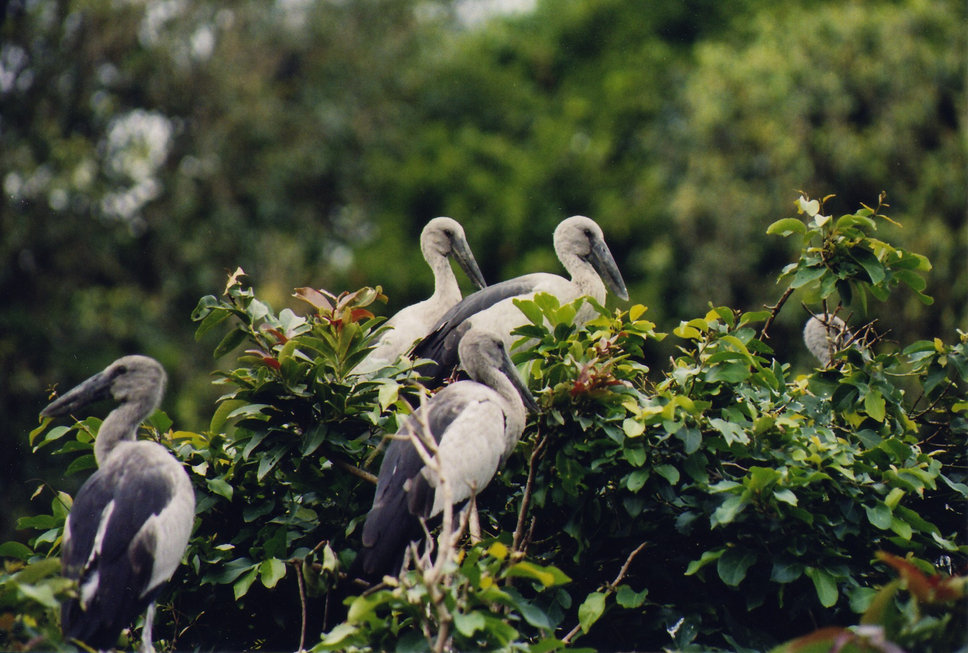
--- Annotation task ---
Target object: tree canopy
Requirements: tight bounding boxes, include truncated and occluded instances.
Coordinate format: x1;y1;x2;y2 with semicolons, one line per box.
1;0;965;650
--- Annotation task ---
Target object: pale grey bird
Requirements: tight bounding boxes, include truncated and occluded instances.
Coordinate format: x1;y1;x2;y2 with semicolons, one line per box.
42;356;194;653
356;217;487;374
803;313;853;365
356;329;538;580
412;215;629;386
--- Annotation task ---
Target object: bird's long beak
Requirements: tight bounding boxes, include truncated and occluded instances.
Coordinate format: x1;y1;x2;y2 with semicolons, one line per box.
41;369;113;418
498;352;540;414
451;236;487;291
587;238;629;301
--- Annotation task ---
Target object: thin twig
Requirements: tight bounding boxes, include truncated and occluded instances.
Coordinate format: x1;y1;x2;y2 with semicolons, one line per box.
561;541;649;644
512;432;548;554
327;455;378;484
758;287;795;341
295;561;307;652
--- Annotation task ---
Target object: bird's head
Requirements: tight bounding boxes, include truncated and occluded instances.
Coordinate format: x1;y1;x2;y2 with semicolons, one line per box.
42;355;167;418
553;216;629;301
421;216;487;290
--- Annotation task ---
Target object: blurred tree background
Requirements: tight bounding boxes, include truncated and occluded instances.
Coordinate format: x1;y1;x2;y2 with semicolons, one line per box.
1;0;964;544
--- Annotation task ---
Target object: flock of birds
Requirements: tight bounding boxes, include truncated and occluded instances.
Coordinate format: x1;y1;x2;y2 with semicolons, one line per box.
39;215;848;652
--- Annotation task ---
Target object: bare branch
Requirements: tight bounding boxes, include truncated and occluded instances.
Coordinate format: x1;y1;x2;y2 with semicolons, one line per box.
512;432;548;555
758;286;795;341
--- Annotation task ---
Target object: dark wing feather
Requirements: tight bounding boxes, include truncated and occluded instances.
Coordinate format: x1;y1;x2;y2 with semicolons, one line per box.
61;462;174;650
355;387;471;580
411;277;539;386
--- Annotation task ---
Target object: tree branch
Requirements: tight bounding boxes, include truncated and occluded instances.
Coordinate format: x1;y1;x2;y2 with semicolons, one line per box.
758;287;795;341
512;431;548;555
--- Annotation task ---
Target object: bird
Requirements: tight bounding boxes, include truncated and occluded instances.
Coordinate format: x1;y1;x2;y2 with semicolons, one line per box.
355;329;539;581
803;313;853;365
411;215;629;385
42;355;195;653
355;217;487;374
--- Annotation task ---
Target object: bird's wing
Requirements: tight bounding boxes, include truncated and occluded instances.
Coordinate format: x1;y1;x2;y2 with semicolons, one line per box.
408;396;506;518
411;276;542;384
357;385;479;579
61;453;180;649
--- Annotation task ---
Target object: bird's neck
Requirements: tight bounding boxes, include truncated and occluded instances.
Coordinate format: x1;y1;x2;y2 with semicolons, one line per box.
427;254;461;307
94;402;145;466
558;251;607;304
490;375;527;460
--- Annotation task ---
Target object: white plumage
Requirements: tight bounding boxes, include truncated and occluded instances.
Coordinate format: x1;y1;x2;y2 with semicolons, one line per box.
357;217;486;374
803;313;853;365
356;329;538;580
413;215;629;385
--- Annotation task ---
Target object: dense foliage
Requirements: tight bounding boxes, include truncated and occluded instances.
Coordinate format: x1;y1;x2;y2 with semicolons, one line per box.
3;0;965;547
4;195;965;651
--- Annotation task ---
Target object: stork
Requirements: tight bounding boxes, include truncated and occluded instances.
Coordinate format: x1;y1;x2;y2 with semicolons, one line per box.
412;215;628;385
803;313;853;365
356;329;538;580
42;356;194;653
356;217;487;374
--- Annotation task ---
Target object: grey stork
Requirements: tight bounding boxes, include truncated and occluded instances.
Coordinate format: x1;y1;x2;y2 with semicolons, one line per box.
356;217;487;374
42;355;194;653
356;329;538;580
803;313;853;365
412;215;628;386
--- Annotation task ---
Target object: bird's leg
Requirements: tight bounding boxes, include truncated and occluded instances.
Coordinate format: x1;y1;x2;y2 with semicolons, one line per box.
139;602;156;653
467;494;481;544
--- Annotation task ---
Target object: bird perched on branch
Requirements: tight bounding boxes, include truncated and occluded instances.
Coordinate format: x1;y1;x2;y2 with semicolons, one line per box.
803;313;853;365
355;329;538;581
356;217;486;374
412;215;628;386
42;355;194;653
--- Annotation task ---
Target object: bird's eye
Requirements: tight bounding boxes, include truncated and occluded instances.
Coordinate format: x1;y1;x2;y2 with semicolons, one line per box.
583;228;593;238
114;365;128;376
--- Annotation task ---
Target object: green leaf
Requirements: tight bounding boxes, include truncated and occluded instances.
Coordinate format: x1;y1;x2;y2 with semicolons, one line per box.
790;265;826;289
865;502;892;530
863;391;886;422
260;558;287;588
805;567;838;607
711;494;747;528
616;584;648;608
65;453;96;477
233;566;259;599
685;548;725;576
206;478;234;501
626;469;649;493
0;541;34;560
214;327;248;359
578;591;607;633
675;427;701;454
717;548;756;586
453;611;487;637
654;464;679;485
209;399;248;434
851;248;886;284
766;218;807;237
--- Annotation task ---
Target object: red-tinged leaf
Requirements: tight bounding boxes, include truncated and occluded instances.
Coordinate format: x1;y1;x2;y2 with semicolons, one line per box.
244;349;281;370
349;308;375;322
772;626;852;653
875;551;964;603
263;327;289;345
293;287;334;311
